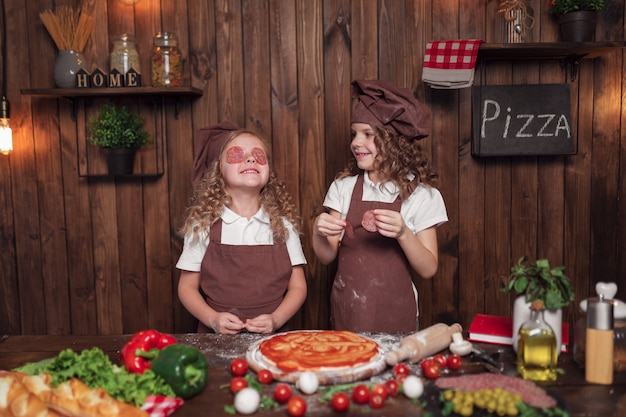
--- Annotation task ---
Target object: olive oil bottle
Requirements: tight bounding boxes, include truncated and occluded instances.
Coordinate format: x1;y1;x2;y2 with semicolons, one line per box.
517;300;558;381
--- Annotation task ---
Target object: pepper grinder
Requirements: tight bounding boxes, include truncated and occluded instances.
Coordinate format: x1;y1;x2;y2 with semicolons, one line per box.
585;295;614;384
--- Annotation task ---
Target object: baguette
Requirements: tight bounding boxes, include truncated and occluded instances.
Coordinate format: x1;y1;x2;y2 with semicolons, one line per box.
0;371;60;417
2;371;148;417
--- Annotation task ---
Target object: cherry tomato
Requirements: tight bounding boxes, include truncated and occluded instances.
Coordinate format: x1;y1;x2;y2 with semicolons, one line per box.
273;383;292;404
230;376;248;393
432;354;447;370
351;384;370;404
395;373;407;384
385;379;399;396
330;392;350;412
230;358;248;376
257;369;273;384
422;362;441;379
420;358;434;373
371;383;388;401
446;354;463;370
393;362;411;378
286;396;307;417
369;393;386;409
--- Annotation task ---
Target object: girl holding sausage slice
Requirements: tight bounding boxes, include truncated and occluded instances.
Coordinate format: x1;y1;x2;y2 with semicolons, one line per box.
177;122;307;335
312;79;448;333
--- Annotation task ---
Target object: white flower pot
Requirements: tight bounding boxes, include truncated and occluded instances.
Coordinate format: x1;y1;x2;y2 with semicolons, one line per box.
512;295;563;357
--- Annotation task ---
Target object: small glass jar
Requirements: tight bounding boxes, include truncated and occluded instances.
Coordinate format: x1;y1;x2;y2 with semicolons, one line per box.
110;34;141;74
151;32;183;87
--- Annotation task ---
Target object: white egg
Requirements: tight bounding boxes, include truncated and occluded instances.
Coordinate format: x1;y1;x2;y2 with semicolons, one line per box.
234;387;260;415
403;375;424;399
296;371;319;394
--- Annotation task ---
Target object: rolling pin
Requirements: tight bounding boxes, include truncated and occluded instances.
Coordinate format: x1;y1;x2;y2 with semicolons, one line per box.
385;323;463;365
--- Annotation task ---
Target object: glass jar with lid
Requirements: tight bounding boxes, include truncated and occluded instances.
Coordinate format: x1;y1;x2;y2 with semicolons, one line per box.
151;32;183;87
110;34;141;74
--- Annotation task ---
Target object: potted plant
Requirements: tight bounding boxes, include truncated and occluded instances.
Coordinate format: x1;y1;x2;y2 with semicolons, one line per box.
87;103;150;175
548;0;605;42
502;256;575;355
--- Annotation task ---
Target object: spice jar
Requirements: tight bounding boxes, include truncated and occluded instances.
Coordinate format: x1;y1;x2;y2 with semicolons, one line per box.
151;32;182;87
110;34;141;74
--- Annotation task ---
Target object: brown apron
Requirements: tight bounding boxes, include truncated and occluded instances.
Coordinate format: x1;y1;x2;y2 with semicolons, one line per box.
331;174;417;333
198;219;293;333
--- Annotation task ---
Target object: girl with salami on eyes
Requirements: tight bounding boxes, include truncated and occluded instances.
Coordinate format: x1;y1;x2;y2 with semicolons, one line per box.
177;122;307;334
312;79;448;333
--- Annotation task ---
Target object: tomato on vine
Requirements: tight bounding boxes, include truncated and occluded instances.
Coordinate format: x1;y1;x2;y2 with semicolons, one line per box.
371;383;388;401
330;392;350;412
369;393;385;408
392;362;411;379
257;369;273;384
432;354;447;370
230;358;248;376
273;383;292;404
351;384;370;404
385;379;399;396
287;396;307;417
447;354;463;370
230;376;248;393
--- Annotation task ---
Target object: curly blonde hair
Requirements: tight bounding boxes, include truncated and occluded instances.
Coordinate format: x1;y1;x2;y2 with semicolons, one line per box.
179;130;301;244
338;125;438;200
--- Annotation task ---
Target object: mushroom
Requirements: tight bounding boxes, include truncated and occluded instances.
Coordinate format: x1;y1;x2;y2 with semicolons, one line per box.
449;332;473;356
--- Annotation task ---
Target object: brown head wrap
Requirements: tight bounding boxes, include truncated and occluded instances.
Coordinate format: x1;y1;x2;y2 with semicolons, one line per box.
350;79;431;140
191;120;240;186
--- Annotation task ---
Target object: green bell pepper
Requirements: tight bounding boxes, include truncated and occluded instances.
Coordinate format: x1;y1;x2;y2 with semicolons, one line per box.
149;344;209;399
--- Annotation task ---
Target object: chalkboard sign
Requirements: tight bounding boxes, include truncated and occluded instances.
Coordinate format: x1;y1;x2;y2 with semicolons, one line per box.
472;84;575;156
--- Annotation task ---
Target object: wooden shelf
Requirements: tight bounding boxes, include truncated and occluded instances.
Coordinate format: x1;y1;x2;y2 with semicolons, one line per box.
20;86;203;179
20;86;203;98
478;41;626;61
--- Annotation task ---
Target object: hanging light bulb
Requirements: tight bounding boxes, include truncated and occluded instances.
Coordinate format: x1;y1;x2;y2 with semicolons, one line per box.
0;0;10;155
0;96;10;155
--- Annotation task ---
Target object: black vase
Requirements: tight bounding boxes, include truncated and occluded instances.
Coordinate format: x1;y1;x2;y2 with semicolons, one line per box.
105;147;137;175
558;11;597;42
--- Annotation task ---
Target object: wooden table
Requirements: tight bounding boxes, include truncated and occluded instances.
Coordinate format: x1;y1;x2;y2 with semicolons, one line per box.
1;332;626;416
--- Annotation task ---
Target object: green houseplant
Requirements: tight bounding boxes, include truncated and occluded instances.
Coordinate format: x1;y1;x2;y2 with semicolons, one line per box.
548;0;605;15
548;0;605;42
87;103;150;175
502;256;575;310
502;256;575;356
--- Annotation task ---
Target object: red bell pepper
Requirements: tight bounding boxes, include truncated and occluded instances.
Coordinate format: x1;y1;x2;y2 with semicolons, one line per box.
120;329;177;374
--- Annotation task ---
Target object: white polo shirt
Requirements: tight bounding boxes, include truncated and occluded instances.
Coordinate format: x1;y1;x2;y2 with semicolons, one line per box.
323;172;448;233
176;206;306;272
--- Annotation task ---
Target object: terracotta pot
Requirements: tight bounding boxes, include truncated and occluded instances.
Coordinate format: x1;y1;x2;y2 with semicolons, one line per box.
512;295;563;357
558;11;597;42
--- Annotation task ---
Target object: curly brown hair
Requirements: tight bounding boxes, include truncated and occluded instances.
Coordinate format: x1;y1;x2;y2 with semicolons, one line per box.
179;130;301;244
338;125;438;200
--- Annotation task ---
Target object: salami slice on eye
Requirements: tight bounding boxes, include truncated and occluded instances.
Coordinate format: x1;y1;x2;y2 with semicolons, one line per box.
251;147;267;165
344;221;354;239
226;146;245;164
361;210;377;232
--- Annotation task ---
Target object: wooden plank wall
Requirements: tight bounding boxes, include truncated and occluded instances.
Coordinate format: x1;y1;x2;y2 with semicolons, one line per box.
0;0;625;337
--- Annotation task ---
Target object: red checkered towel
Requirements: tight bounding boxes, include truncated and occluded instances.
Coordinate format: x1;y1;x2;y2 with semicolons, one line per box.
422;39;483;89
141;395;184;417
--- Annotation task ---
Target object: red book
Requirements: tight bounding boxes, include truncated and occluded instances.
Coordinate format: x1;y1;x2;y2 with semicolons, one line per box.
468;314;569;352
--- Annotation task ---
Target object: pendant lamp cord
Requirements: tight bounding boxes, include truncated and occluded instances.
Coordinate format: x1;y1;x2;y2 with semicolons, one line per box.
1;0;6;99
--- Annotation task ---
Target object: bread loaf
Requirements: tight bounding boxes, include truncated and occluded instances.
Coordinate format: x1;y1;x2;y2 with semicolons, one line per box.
0;371;60;417
1;371;148;417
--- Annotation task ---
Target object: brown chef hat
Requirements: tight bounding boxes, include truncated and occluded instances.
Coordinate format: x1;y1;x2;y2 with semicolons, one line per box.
191;120;240;186
350;79;431;140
